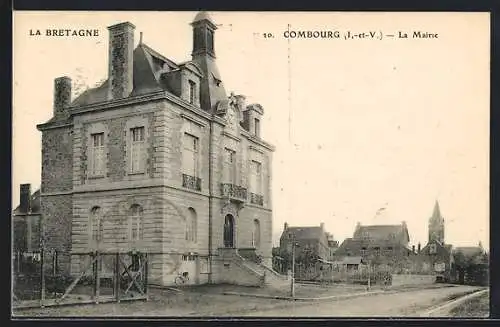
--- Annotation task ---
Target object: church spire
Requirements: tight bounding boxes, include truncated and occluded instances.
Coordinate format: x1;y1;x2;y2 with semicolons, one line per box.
428;200;445;243
432;200;442;220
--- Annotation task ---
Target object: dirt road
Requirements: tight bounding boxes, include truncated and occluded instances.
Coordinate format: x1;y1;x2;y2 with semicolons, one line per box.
235;285;486;317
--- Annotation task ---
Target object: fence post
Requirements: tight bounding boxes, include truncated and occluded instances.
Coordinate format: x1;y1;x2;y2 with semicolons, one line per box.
16;251;21;274
144;253;148;300
92;251;97;302
115;252;120;303
40;248;45;307
95;251;100;304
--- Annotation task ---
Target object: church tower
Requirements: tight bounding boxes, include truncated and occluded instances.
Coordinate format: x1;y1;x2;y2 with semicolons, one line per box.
190;11;227;112
428;200;445;243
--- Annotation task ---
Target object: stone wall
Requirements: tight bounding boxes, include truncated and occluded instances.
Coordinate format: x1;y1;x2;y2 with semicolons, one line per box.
41;127;73;193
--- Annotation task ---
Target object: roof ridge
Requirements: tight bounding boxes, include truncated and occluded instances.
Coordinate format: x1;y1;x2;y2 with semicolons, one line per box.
140;43;179;68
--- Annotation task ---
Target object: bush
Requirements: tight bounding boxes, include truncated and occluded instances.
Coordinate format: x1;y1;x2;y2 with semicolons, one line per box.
45;275;74;294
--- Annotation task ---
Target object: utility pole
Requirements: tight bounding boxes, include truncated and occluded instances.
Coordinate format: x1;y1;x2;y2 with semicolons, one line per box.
291;237;295;298
367;260;371;291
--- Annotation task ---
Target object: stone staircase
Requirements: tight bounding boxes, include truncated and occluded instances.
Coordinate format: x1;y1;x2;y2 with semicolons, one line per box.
235;252;290;290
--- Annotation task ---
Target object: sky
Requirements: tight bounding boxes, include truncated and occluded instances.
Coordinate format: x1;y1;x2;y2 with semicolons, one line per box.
13;11;490;250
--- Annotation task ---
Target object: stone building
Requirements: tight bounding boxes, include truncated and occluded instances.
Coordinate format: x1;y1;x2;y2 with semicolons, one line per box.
335;221;413;271
279;222;337;262
36;12;275;286
12;184;41;254
278;222;339;280
412;201;454;277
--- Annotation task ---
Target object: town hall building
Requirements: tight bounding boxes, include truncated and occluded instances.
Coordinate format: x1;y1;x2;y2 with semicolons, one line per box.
36;12;276;286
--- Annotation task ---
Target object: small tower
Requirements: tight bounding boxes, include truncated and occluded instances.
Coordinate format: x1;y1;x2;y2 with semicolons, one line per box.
428;200;445;244
190;11;227;112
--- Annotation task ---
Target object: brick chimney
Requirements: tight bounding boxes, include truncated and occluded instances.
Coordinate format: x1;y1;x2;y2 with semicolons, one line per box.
418;242;421;253
320;222;325;230
53;76;72;116
412;245;416;253
107;22;135;100
19;183;31;213
284;222;288;230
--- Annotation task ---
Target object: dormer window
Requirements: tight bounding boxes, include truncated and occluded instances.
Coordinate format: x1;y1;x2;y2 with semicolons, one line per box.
188;80;196;104
254;118;260;137
213;73;222;87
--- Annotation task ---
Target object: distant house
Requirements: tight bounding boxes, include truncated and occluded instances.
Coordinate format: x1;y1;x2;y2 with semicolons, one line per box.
335;221;412;271
452;244;488;285
12;184;41;254
413;201;454;278
326;232;339;261
279;222;338;263
326;256;365;271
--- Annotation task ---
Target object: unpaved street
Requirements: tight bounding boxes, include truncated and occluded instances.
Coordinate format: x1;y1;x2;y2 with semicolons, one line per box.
236;285;485;317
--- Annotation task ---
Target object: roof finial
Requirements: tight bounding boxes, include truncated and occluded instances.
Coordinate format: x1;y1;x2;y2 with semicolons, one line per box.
139;32;143;44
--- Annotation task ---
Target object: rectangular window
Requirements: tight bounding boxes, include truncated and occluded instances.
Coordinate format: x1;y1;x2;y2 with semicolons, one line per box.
90;133;105;176
188;80;196;104
224;148;236;184
254;118;260;137
250;160;262;194
182;133;199;177
207;29;214;53
130;127;145;173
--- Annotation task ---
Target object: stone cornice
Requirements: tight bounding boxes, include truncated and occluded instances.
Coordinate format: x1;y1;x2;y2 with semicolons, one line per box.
42;184;273;213
181;113;208;128
221;131;241;142
68;91;166;116
36;121;73;131
240;129;275;152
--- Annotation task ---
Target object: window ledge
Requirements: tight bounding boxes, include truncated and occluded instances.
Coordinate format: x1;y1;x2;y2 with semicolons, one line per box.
128;171;146;176
88;175;105;180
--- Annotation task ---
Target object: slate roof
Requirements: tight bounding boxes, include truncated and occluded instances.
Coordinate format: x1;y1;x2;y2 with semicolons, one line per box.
71;43;184;107
338;256;364;265
192;11;215;24
454;246;483;258
353;224;409;243
13;189;41;215
282;226;324;240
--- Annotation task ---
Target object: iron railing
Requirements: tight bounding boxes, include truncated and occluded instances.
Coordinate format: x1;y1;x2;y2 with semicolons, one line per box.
220;183;247;201
250;193;264;206
182;174;202;191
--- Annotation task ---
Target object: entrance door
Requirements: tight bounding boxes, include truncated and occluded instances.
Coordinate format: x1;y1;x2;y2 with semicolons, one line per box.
223;214;234;248
180;254;198;285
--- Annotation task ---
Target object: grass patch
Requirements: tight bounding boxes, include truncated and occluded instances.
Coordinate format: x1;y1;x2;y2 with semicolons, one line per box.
449;291;489;318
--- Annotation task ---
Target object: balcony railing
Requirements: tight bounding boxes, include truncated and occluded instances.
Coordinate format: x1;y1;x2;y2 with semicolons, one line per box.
182;174;202;191
220;183;247;202
250;192;264;206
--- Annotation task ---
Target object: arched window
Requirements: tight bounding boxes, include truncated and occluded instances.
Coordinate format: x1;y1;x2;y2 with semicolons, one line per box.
90;206;103;244
252;219;261;248
130;204;143;241
186;208;197;242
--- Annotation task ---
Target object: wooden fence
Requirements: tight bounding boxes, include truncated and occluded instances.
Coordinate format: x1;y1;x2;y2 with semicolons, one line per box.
12;250;148;309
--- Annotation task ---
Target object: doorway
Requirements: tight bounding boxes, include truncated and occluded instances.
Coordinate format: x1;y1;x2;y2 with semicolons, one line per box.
223;214;235;248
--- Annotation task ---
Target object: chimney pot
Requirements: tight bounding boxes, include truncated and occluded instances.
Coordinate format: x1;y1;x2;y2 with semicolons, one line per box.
412;245;416;253
53;76;72;116
284;222;288;230
418;243;421;253
107;21;135;100
320;222;325;230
